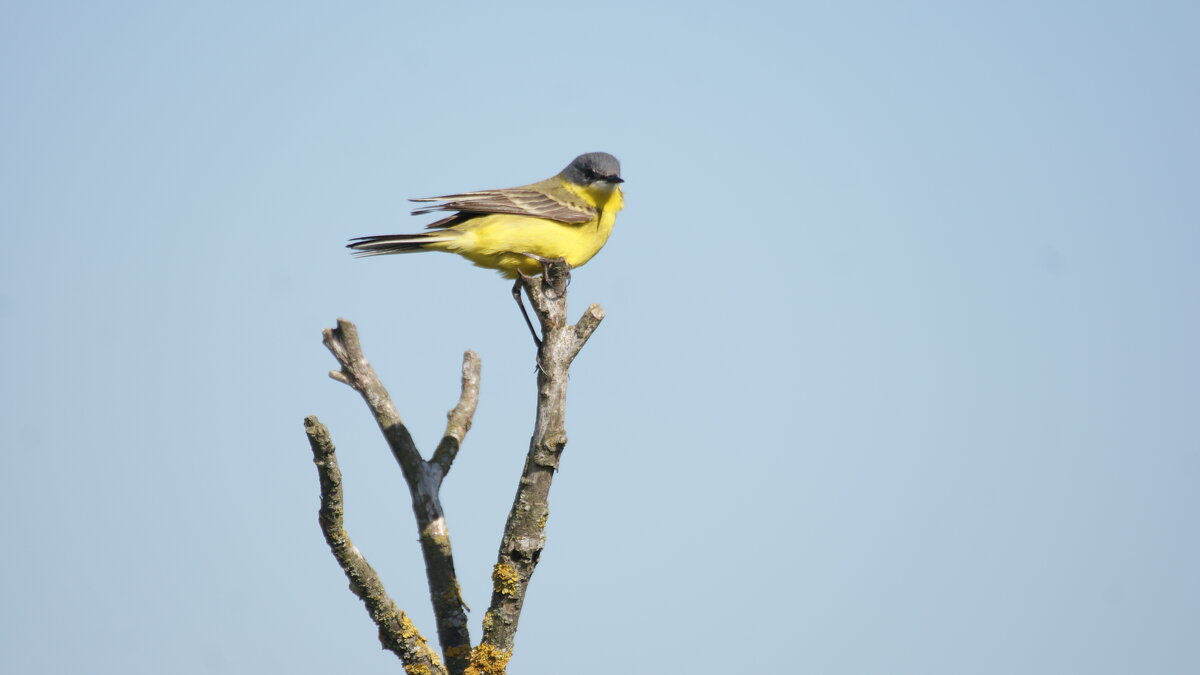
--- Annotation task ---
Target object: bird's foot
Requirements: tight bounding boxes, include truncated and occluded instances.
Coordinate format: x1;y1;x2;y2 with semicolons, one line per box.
517;253;571;295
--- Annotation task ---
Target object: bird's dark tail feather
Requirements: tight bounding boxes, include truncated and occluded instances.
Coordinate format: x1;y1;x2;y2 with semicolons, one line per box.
347;232;458;257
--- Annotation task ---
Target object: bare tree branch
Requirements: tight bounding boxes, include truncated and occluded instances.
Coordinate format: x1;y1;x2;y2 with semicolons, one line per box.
309;264;601;673
477;260;605;660
303;416;447;674
318;320;476;674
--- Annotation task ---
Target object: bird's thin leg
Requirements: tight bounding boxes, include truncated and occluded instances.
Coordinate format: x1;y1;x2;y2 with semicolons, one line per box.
512;277;542;349
513;253;573;350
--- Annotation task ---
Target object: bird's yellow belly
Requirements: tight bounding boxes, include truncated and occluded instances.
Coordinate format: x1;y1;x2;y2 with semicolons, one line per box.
438;213;615;278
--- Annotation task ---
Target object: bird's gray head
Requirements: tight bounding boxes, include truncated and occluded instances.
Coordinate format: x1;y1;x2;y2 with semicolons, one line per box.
561;152;623;186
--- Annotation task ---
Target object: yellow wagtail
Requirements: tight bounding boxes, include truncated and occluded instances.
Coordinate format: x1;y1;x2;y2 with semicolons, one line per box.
349;152;625;343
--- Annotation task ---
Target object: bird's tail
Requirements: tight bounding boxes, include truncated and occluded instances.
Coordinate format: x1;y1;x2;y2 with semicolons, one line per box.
347;232;460;257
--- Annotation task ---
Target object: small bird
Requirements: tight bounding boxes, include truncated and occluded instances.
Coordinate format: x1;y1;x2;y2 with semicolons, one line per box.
349;152;625;344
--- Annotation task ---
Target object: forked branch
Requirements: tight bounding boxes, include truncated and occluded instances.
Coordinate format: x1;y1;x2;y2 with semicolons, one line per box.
314;320;479;674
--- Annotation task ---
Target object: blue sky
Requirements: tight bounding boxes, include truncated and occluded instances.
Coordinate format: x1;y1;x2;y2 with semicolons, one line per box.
2;1;1198;673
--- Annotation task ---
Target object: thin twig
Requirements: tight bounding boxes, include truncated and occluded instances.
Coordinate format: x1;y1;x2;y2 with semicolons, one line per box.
431;350;482;481
303;416;447;674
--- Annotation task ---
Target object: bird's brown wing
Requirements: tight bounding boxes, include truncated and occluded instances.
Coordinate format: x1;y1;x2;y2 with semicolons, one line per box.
411;181;596;230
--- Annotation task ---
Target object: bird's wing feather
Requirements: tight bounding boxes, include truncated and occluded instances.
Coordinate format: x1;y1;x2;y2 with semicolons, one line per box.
411;183;595;227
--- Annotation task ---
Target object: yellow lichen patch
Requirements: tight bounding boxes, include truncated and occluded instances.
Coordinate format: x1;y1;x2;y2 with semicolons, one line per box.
481;610;495;632
492;564;520;596
397;613;443;673
537;513;548;528
398;612;428;645
444;644;471;660
464;643;512;675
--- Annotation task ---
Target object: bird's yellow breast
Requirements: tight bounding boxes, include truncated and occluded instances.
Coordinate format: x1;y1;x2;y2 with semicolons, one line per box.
435;182;624;278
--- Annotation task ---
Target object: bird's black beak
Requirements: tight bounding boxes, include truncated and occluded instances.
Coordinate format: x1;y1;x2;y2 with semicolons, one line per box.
607;175;624;184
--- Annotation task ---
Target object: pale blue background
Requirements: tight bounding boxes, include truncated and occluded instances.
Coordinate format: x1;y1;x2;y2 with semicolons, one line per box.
3;1;1197;673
